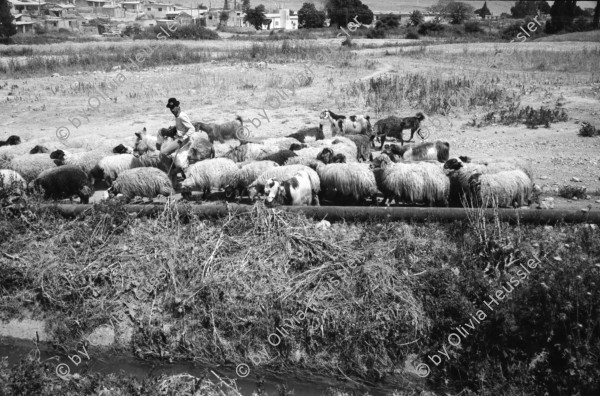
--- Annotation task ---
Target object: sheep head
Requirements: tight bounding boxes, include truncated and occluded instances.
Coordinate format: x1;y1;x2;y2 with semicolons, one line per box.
444;157;464;171
30;145;48;154
113;144;132;154
265;178;283;205
317;148;334;164
49;149;66;161
6;135;21;145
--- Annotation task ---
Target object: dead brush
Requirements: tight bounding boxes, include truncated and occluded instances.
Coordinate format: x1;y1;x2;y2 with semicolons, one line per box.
346;74;514;116
461;194;523;276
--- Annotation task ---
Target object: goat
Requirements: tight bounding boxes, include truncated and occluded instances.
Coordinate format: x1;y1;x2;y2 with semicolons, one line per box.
371;112;426;149
319;110;372;137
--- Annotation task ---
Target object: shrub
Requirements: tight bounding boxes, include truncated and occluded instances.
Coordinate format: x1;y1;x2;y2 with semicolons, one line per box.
164;24;219;40
501;22;525;40
123;24;142;37
58;28;71;34
405;31;419;39
409;10;424;26
558;185;587;199
571;16;592;32
377;14;400;30
464;21;483;33
34;25;46;35
418;21;444;35
578;122;598;137
366;27;386;39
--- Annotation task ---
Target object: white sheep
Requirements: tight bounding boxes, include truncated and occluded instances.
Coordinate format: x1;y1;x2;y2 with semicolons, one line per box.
50;149;108;176
248;164;320;200
90;154;144;186
457;156;534;180
400;141;450;163
284;156;323;167
0;169;27;193
289;137;358;164
380;161;450;206
469;170;533;208
312;162;379;205
444;158;532;207
8;154;57;183
222;143;280;163
180;158;238;200
265;170;319;206
225;160;279;200
108;167;173;201
258;137;301;151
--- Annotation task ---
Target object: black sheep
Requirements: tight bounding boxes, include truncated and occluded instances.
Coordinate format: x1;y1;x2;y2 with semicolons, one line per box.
32;165;94;204
286;124;325;143
258;150;297;165
0;135;21;147
29;145;49;154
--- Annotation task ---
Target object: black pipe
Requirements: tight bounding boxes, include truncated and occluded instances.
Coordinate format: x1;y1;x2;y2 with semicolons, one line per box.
38;203;600;225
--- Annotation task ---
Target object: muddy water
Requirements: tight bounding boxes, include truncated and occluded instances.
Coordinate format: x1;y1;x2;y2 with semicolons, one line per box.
1;337;393;396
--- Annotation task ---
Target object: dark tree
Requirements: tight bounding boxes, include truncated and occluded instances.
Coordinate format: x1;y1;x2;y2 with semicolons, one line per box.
325;0;373;27
244;4;267;30
242;0;250;11
298;2;326;28
475;1;491;18
549;0;578;31
409;10;424;26
219;10;229;25
377;14;400;29
511;0;539;18
536;1;551;14
223;0;229;9
594;0;599;28
446;2;474;24
0;0;17;42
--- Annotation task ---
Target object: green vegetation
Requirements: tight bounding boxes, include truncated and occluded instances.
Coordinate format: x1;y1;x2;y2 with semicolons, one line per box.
578;121;599;137
0;0;17;43
326;0;373;27
244;4;267;30
1;191;599;395
298;2;326;29
479;105;569;129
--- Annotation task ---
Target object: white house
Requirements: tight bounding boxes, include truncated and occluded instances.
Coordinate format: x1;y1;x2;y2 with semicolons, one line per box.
13;14;35;34
86;0;111;8
261;9;297;30
8;0;47;15
144;2;176;18
121;1;142;13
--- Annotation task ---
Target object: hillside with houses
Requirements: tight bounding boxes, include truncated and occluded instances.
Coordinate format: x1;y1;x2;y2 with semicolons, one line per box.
7;0;582;37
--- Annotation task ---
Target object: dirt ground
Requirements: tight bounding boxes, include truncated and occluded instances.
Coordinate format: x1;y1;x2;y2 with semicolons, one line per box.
1;38;599;210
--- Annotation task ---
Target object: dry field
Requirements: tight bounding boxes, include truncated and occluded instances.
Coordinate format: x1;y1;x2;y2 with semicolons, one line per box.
1;35;599;208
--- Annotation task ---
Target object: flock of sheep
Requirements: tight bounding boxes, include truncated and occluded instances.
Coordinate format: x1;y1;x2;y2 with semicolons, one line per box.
0;109;535;208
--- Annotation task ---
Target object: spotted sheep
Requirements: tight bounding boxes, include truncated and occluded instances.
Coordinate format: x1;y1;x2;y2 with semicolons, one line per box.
264;170;319;206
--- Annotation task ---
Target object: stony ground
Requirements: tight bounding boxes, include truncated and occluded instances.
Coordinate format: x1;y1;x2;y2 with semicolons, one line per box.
1;38;599;210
